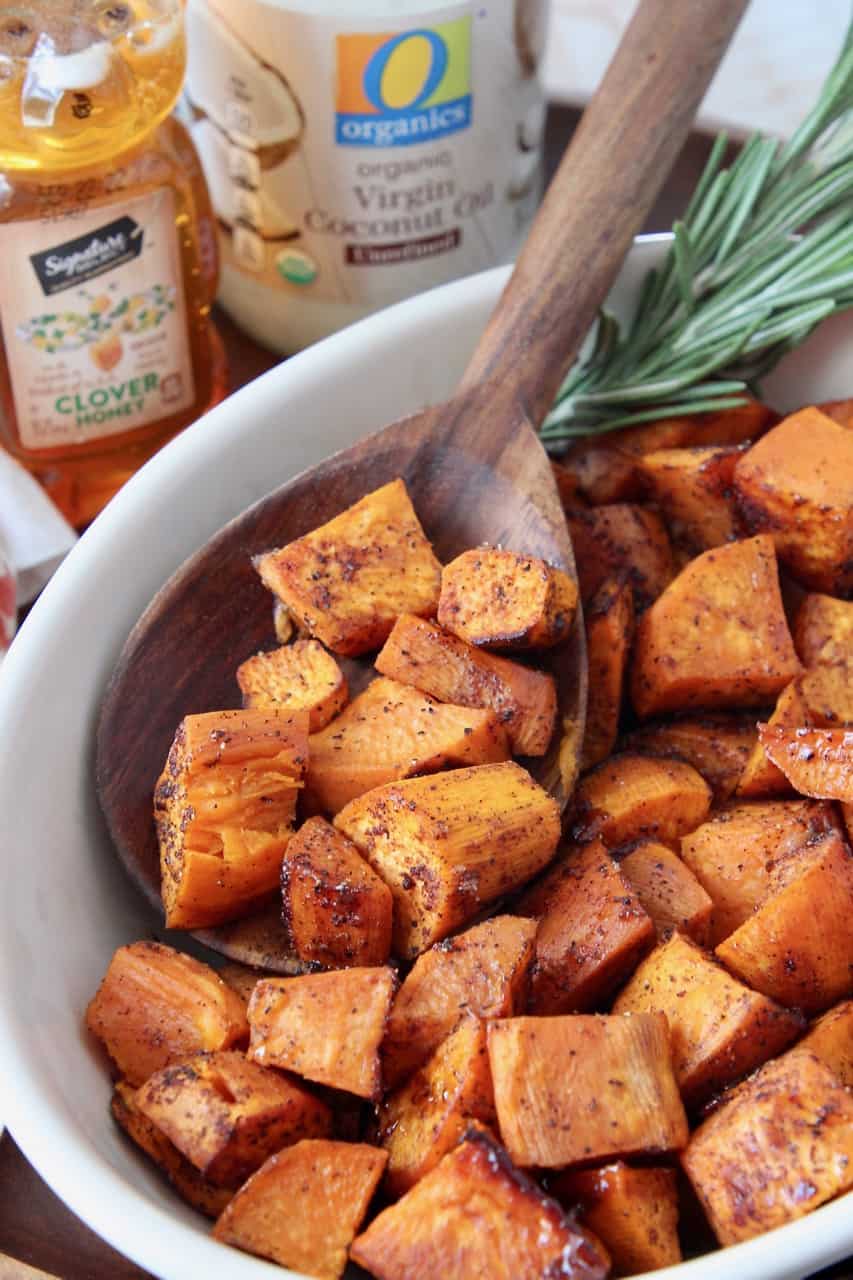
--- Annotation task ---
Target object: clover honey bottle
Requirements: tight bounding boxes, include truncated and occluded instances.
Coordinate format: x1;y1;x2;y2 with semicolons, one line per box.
0;0;226;527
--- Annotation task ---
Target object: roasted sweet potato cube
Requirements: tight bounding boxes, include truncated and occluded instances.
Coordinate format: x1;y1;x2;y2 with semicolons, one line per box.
734;408;853;595
304;676;509;814
582;578;634;770
281;817;392;968
565;504;674;610
619;841;713;945
86;941;249;1087
550;1163;681;1276
213;1139;387;1279
247;967;395;1099
382;915;536;1089
682;1050;853;1245
134;1050;331;1187
154;709;308;929
350;1127;610;1280
631;535;800;717
254;479;441;657
622;714;758;800
758;725;853;801
793;593;853;667
800;664;853;727
736;679;811;798
437;548;578;650
514;841;655;1014
799;1000;853;1087
375;613;557;756
557;440;642;505
217;962;264;1004
639;445;743;552
237;639;348;731
617;399;773;453
335;762;561;959
572;753;711;849
488;1014;688;1168
613;933;803;1107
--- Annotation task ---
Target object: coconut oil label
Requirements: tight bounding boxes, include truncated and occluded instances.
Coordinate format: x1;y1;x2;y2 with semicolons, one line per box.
1;189;194;450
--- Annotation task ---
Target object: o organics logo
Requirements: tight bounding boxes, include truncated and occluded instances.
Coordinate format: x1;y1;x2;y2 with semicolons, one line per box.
336;18;472;147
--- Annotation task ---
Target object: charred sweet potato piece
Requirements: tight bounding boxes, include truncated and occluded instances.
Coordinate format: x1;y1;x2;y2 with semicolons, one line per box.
572;753;711;849
350;1127;610;1280
565;504;674;610
304;676;509;814
247;967;396;1100
582;578;634;770
557;440;642;505
134;1050;331;1187
335;762;560;959
489;1014;688;1168
631;535;801;717
254;479;441;657
213;1139;386;1278
799;1000;853;1087
154;709;308;929
622;714;758;801
382;915;536;1089
616;399;773;453
758;725;853;801
437;548;578;650
86;941;249;1087
619;841;713;945
736;679;811;798
682;1050;853;1245
613;933;803;1107
550;1163;681;1275
793;593;853;668
237;639;348;731
281;817;393;968
638;445;743;552
514;841;655;1014
550;458;583;506
375;614;557;756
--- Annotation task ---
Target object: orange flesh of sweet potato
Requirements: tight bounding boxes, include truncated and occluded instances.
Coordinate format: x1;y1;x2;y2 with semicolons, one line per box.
281;817;393;968
381;914;537;1089
514;840;655;1015
254;478;442;657
682;1050;853;1246
793;593;853;667
350;1127;610;1280
612;932;803;1107
550;1163;681;1275
247;967;395;1100
437;548;578;650
557;441;642;505
582;578;634;771
571;753;712;849
631;535;801;717
487;1013;688;1168
622;714;758;801
217;962;264;1004
335;762;561;959
304;675;510;814
618;841;713;945
236;639;348;731
759;725;853;801
798;1000;853;1087
800;663;853;726
134;1049;331;1187
638;445;743;552
154;709;309;929
213;1139;387;1279
565;504;674;610
85;941;249;1087
375;613;557;756
736;678;811;798
616;400;773;453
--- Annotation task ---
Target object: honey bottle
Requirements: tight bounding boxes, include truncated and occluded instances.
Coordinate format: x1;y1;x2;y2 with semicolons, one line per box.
0;1;226;527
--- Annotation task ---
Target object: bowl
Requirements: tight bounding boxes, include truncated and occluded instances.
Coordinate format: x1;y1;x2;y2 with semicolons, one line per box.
1;236;852;1280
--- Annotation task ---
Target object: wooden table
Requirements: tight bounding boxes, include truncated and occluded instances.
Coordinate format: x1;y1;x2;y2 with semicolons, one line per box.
1;103;851;1280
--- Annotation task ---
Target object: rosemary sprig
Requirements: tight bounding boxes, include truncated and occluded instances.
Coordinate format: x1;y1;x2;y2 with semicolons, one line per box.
541;16;853;448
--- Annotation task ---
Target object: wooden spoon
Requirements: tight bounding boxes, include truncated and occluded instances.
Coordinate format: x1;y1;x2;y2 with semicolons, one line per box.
96;0;749;970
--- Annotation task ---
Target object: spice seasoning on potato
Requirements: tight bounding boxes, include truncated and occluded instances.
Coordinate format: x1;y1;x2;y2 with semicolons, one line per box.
565;503;674;610
638;444;743;552
758;725;853;802
622;713;758;801
581;577;634;770
798;1000;853;1088
618;841;713;945
237;639;348;730
793;592;853;668
437;547;578;649
549;1163;682;1275
571;752;711;849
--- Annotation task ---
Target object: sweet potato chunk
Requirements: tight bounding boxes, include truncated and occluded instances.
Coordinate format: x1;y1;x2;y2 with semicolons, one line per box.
488;1014;688;1168
622;714;757;800
134;1050;331;1187
736;679;811;797
350;1127;610;1280
613;933;803;1107
304;676;509;814
793;592;853;667
335;762;560;958
514;841;655;1014
639;445;742;552
213;1139;386;1279
550;1163;681;1275
375;614;557;756
619;841;713;945
631;535;801;717
758;725;853;801
247;967;395;1099
281;817;393;968
799;1000;853;1087
558;440;642;505
236;639;348;731
154;709;308;929
682;1050;853;1245
734;408;853;595
86;941;249;1087
254;479;441;657
572;753;711;849
217;962;264;1004
382;915;537;1089
437;548;578;650
565;504;674;609
617;399;773;453
800;663;853;727
582;578;634;770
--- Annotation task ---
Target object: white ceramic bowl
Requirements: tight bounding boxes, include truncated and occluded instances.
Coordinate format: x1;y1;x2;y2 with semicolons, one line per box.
1;238;852;1280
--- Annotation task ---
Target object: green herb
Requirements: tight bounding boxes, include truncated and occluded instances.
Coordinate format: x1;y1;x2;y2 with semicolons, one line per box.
541;16;853;448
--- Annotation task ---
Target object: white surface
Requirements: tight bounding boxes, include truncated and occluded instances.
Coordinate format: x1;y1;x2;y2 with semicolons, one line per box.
0;450;77;606
0;239;852;1280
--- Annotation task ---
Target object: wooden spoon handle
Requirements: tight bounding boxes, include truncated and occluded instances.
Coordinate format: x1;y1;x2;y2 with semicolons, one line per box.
460;0;749;426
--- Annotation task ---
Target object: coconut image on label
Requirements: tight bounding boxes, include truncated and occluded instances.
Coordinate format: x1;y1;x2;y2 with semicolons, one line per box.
190;117;299;241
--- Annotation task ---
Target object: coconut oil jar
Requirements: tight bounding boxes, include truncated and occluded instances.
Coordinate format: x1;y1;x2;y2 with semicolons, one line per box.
185;0;550;352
